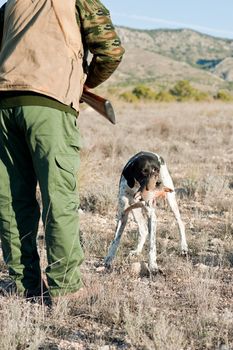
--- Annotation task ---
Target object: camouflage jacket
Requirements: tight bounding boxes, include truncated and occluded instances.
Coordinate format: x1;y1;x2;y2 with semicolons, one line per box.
76;0;125;88
0;0;125;89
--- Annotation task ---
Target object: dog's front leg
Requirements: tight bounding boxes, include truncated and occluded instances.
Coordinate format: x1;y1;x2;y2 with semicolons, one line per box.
166;192;188;254
104;212;129;268
129;207;148;256
147;207;158;274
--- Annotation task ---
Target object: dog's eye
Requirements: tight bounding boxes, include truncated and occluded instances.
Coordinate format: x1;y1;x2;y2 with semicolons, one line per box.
152;168;159;174
142;169;149;176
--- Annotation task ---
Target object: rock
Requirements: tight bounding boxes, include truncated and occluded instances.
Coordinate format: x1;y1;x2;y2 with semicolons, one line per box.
95;266;106;273
195;263;209;272
130;261;150;277
130;262;141;276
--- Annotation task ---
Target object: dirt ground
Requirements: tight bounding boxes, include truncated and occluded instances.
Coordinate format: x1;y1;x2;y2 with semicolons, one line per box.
0;101;233;350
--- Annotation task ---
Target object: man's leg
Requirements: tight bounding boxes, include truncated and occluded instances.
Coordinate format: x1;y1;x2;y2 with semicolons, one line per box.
0;108;41;295
23;106;84;297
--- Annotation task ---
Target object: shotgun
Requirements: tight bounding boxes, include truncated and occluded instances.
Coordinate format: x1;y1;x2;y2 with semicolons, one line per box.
81;90;116;125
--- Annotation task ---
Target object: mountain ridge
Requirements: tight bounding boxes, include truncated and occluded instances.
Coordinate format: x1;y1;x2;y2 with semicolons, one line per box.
107;26;233;91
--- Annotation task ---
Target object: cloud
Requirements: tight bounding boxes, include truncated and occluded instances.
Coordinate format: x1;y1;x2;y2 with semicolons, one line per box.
113;12;233;38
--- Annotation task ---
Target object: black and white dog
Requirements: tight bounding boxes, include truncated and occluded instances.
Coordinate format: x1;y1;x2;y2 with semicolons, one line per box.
104;151;188;274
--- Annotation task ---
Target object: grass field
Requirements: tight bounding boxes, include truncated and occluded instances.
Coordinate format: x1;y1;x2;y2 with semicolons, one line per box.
0;101;233;349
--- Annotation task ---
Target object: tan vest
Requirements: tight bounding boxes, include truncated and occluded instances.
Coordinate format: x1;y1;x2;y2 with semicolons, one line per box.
0;0;85;112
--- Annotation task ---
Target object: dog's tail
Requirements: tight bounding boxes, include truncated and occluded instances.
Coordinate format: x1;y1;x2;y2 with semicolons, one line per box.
159;163;175;190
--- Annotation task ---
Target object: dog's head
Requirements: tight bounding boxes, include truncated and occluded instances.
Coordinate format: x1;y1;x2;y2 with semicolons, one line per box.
123;153;162;191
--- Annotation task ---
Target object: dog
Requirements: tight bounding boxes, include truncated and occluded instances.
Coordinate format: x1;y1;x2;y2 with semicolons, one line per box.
104;151;188;274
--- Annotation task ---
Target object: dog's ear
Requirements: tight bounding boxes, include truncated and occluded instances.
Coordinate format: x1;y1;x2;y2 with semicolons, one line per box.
159;156;165;165
122;163;135;188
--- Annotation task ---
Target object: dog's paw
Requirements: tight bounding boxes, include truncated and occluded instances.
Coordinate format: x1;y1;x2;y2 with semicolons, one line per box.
181;246;188;256
103;257;113;270
149;267;166;280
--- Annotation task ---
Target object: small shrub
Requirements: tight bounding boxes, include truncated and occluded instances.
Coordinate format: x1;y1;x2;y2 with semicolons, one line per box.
155;90;176;102
194;91;211;101
169;80;208;101
132;84;157;100
119;81;211;103
0;298;46;350
120;91;138;103
80;185;116;215
216;90;233;101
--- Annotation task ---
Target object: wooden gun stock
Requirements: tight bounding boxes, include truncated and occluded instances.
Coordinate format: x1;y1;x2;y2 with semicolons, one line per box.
81;90;116;125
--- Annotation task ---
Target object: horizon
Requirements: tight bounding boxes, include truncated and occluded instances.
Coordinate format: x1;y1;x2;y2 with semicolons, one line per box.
115;25;233;42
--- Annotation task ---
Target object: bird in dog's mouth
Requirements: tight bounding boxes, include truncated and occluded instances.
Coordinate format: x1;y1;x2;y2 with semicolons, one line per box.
134;173;173;207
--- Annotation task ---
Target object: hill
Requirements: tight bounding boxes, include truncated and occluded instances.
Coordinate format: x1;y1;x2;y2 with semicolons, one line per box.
213;57;233;81
106;27;233;92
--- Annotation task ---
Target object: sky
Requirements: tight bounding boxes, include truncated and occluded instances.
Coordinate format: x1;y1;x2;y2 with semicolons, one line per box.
103;0;233;40
0;0;232;40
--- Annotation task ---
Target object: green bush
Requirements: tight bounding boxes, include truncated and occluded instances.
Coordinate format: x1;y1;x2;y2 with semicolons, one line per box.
119;81;212;103
155;91;175;102
169;80;197;101
193;91;210;101
132;84;157;100
120;91;139;103
216;90;233;101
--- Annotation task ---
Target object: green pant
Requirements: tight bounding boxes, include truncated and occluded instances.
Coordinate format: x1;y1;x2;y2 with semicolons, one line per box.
0;105;84;297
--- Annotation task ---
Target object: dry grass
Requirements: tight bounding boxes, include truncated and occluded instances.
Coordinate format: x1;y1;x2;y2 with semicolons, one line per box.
0;101;233;349
0;297;47;349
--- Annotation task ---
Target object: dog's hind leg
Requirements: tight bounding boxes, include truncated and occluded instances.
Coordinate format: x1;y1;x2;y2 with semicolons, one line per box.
159;163;188;254
129;207;148;256
104;211;129;268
